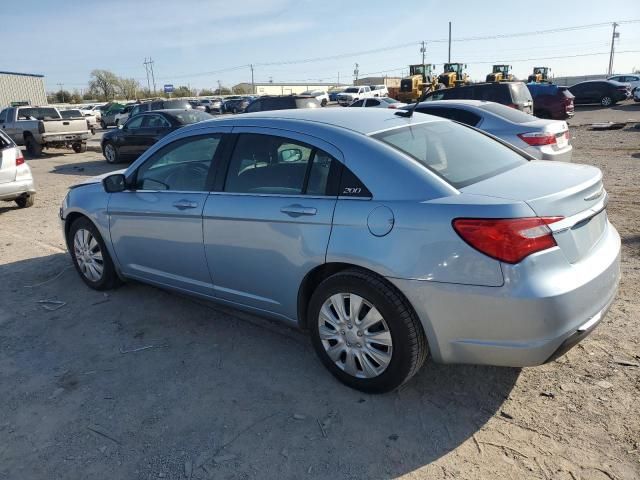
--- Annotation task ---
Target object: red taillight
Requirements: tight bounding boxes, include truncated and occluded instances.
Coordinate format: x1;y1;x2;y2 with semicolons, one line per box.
517;132;557;146
452;217;564;263
15;150;25;166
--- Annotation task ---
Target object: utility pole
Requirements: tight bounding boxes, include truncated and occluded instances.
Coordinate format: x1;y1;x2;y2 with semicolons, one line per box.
56;83;65;102
420;41;426;65
143;57;152;93
149;58;156;94
353;63;359;83
250;64;255;94
217;80;222;94
607;22;619;75
448;22;452;62
337;72;340;84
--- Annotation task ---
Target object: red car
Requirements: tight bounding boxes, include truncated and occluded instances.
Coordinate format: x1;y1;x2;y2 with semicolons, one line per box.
526;84;575;120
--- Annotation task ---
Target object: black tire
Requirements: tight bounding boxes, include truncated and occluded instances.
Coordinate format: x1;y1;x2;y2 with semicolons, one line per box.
308;269;428;393
67;217;121;290
25;136;42;157
100;120;106;129
321;99;328;107
72;142;87;153
536;110;551;119
15;194;35;208
103;141;119;164
600;96;613;107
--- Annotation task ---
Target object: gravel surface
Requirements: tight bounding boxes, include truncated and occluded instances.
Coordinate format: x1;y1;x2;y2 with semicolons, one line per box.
0;104;638;479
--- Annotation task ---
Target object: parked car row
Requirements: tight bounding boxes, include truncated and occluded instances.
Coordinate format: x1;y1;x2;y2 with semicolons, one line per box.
63;107;621;393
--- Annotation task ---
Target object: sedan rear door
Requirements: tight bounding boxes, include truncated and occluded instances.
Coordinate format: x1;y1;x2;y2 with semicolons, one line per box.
202;128;342;321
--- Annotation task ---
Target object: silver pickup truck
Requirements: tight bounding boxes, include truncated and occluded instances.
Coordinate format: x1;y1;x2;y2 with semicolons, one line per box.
0;106;90;156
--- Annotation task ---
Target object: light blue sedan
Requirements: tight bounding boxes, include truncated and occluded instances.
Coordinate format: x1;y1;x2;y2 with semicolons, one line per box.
60;109;620;392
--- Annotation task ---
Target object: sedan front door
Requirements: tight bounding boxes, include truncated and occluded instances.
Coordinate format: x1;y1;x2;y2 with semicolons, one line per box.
109;132;228;295
202;129;342;321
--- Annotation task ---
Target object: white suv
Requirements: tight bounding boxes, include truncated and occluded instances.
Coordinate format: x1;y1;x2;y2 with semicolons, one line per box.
370;84;389;97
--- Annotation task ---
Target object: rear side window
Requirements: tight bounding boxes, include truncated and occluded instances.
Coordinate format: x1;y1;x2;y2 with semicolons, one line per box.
479;103;535;123
372;121;527;188
224;134;338;196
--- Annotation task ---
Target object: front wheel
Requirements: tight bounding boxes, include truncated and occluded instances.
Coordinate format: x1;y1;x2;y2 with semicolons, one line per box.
25;136;42;157
309;269;428;393
600;96;613;107
68;217;120;290
321;99;328;107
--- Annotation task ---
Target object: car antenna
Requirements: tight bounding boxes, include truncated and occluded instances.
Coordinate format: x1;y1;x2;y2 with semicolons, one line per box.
394;91;424;118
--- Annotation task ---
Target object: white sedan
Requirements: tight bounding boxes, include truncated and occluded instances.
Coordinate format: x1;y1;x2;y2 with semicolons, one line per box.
0;130;35;208
348;97;407;109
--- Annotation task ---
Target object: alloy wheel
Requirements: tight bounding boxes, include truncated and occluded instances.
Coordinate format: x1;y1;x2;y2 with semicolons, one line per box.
104;144;116;163
73;228;104;282
318;293;393;378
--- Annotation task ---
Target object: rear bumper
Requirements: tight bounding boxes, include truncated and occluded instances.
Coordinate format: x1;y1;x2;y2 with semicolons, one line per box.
525;144;573;162
43;132;90;144
0;177;36;200
389;221;621;366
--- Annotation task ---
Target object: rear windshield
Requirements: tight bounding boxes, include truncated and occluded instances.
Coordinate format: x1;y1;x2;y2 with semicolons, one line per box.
164;100;191;109
509;83;533;103
173;110;213;124
61;110;82;118
479;102;536;123
18;107;60;120
295;98;320;109
344;88;359;93
372;121;527;188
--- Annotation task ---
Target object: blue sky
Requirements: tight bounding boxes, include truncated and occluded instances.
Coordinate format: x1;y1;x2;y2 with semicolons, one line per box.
4;0;639;92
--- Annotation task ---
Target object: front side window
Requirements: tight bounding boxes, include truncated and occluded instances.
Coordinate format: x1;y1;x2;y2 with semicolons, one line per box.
136;135;221;191
350;99;365;107
142;115;171;128
372;121;526;188
224;134;336;196
245;100;262;112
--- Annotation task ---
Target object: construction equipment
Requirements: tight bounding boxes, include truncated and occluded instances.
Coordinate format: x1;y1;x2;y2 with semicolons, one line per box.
486;64;514;82
527;67;552;83
397;64;439;102
438;63;470;88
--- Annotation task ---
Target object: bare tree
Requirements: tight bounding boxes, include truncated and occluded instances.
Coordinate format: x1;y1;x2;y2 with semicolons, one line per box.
117;78;140;100
89;70;119;101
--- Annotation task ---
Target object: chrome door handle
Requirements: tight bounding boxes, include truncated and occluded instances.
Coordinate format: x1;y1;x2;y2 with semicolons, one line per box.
172;200;198;210
280;204;317;217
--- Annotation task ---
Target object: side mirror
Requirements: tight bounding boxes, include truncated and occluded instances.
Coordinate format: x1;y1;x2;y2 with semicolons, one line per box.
103;173;126;193
279;148;303;163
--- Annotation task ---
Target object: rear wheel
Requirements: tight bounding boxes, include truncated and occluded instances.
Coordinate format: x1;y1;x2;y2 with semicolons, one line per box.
68;217;120;290
103;142;119;164
309;269;428;393
15;194;35;208
600;96;613;107
25;136;42;157
72;142;87;153
321;98;328;107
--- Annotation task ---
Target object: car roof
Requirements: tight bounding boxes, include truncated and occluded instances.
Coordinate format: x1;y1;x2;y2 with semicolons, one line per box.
418;99;489;108
200;108;441;135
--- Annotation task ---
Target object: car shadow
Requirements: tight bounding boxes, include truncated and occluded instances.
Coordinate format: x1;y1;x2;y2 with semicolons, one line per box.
574;101;638;113
0;253;520;479
50;159;123;177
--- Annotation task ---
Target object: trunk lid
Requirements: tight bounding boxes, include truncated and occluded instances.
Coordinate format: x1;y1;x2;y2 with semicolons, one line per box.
462;161;607;262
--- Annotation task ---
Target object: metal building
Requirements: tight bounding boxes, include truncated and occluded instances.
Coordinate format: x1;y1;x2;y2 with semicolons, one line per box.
0;71;47;107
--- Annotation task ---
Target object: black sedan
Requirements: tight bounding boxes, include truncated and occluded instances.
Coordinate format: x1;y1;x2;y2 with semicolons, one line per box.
101;109;213;163
568;80;630;107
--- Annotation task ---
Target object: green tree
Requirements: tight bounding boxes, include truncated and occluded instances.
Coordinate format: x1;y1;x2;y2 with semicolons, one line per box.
53;89;72;103
199;88;215;96
214;87;231;95
171;85;193;97
89;69;119;100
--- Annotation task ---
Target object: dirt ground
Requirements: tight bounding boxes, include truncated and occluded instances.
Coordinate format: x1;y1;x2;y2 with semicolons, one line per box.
1;102;639;480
